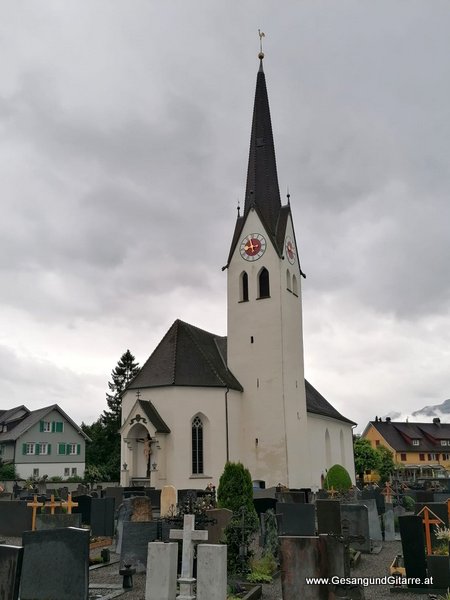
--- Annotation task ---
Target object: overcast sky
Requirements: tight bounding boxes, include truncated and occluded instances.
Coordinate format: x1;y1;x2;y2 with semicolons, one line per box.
1;1;449;433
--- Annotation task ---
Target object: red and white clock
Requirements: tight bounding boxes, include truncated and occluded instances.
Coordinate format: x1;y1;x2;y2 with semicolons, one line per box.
240;233;266;261
285;236;296;264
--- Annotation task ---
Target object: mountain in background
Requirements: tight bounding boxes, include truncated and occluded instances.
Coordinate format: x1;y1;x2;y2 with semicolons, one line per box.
382;398;450;423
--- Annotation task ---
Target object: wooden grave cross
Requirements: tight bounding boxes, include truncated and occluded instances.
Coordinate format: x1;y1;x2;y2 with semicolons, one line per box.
417;505;444;555
61;492;78;514
170;514;208;599
27;495;44;531
45;494;60;515
328;486;338;498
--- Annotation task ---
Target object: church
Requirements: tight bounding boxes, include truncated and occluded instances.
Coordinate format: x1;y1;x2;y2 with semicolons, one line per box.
120;53;356;491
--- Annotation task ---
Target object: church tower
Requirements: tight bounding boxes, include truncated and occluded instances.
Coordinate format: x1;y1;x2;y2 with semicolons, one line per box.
225;55;312;488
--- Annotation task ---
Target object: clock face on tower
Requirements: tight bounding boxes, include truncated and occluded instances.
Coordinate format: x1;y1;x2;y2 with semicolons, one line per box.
285;236;296;264
240;233;267;261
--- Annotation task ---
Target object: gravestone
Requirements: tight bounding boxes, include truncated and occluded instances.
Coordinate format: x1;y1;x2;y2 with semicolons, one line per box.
21;527;89;600
427;555;450;590
316;500;341;535
0;545;23;600
358;498;382;541
362;487;385;514
121;521;171;572
0;501;32;536
72;494;92;525
276;502;315;536
197;544;227;600
129;496;153;521
160;485;177;517
205;508;233;544
170;514;208;600
340;504;370;553
277;491;305;504
105;486;124;507
145;488;161;509
280;536;330;600
35;513;82;530
399;515;427;588
253;497;277;516
145;542;178;600
178;489;198;507
91;497;115;536
384;503;395;541
434;492;450;503
415;502;449;527
416;490;434;504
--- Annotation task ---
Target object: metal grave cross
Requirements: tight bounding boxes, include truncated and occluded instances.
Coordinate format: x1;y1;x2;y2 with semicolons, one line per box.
170;514;208;599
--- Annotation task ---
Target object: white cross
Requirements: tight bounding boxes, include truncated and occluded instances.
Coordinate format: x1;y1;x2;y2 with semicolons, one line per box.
170;514;208;599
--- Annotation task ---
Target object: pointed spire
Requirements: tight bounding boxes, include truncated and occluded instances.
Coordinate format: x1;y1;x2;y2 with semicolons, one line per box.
244;51;281;236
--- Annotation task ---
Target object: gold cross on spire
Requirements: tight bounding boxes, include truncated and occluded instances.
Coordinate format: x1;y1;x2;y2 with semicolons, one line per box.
258;29;265;59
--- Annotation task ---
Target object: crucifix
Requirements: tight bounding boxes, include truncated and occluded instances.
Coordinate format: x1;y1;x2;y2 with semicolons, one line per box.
417;505;444;555
170;514;208;600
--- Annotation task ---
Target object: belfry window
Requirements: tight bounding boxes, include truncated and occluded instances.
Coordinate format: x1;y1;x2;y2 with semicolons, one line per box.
286;269;291;291
258;267;270;299
192;416;204;474
292;274;298;296
240;271;249;302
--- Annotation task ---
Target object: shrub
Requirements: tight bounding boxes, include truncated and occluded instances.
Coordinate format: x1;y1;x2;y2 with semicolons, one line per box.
402;495;415;511
324;464;352;492
217;462;259;574
0;463;17;480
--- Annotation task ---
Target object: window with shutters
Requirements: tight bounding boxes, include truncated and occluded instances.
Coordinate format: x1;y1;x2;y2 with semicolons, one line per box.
25;443;36;455
68;443;78;455
39;443;50;455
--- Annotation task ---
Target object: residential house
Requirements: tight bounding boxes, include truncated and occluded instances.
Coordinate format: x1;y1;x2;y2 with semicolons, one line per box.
0;404;90;480
362;417;450;480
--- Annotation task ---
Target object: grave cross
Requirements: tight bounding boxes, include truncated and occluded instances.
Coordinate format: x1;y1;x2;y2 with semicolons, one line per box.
331;518;365;578
328;486;338;498
417;505;444;555
61;492;78;514
170;514;208;600
45;494;60;515
27;495;44;531
382;481;392;503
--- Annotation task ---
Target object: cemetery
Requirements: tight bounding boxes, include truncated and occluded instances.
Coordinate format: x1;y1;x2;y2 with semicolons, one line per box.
3;463;450;599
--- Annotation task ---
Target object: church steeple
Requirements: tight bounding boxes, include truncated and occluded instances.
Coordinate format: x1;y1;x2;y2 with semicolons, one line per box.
244;57;282;237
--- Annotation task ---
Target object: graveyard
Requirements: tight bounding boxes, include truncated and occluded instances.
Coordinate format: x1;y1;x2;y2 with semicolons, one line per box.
3;469;450;599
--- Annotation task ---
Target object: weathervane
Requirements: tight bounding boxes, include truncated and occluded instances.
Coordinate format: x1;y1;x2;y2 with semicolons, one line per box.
258;29;265;59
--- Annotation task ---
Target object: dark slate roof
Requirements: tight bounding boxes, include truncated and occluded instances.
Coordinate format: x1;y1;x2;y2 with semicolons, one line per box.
0;404;91;443
127;320;243;392
126;320;353;425
305;380;356;425
367;420;450;452
138;400;170;434
225;61;305;275
0;405;30;424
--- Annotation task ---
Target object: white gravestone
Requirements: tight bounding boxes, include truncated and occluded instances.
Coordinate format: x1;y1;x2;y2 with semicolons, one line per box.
170;514;208;600
196;544;227;600
145;542;178;600
160;485;177;517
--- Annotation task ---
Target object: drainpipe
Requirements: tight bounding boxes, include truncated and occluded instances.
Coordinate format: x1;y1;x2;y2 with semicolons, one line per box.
225;387;230;462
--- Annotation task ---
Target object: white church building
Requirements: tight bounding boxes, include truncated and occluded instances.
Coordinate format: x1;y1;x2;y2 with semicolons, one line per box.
120;55;356;491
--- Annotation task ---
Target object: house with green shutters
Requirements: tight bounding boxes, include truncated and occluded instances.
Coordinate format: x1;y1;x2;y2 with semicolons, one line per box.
0;404;90;480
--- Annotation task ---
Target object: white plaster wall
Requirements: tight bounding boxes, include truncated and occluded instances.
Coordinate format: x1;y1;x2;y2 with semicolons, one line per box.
14;462;85;480
306;413;356;486
227;208;311;488
121;386;242;490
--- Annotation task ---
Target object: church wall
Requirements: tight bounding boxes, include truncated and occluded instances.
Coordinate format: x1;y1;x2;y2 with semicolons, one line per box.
121;386;242;490
306;413;356;486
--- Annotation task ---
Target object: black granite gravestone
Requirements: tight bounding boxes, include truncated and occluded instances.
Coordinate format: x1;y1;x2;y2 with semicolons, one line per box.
72;494;91;525
35;513;82;530
90;497;115;536
105;486;124;507
120;521;170;572
399;515;427;588
340;504;370;553
416;490;434;504
276;502;315;536
316;499;342;535
145;488;161;508
427;555;450;590
253;497;277;516
0;544;23;600
21;527;89;600
0;502;32;536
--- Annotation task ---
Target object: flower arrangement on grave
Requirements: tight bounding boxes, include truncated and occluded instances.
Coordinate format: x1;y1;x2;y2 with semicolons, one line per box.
434;525;450;555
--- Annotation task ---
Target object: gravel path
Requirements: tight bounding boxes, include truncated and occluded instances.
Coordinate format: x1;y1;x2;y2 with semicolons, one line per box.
1;536;437;599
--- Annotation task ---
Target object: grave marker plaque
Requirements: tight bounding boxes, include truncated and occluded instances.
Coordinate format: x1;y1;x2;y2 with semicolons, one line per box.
120;521;171;572
276;502;315;536
316;500;341;535
399;515;427;588
340;504;370;553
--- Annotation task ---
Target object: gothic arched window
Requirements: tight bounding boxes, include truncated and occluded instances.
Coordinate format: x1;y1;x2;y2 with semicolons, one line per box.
240;271;249;302
192;416;204;474
292;274;298;296
286;269;291;291
258;267;270;299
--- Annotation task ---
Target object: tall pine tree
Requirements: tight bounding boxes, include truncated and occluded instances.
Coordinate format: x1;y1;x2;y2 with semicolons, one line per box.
83;350;140;481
